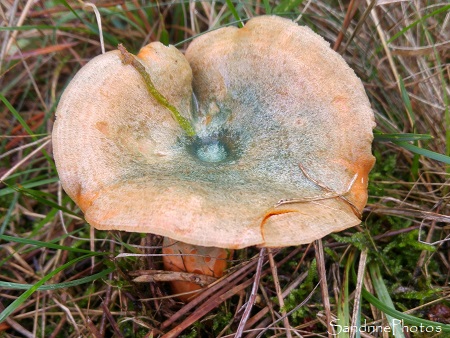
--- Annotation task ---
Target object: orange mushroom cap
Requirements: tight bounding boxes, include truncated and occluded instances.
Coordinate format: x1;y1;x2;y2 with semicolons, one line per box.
52;16;375;249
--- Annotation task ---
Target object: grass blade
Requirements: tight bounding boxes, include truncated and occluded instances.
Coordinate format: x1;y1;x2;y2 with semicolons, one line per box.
0;267;114;291
273;0;304;14
225;0;244;28
263;0;272;14
0;254;100;323
397;142;450;165
336;252;351;338
362;287;450;333
368;262;405;337
0;182;79;217
0;234;104;255
374;133;433;142
0;94;35;139
386;5;450;45
0;177;59;197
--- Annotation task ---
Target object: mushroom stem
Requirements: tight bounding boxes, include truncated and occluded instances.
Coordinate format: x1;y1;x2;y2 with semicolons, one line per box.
117;44;196;137
162;237;233;302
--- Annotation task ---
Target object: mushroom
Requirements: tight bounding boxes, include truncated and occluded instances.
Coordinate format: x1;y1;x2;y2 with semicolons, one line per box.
52;16;375;301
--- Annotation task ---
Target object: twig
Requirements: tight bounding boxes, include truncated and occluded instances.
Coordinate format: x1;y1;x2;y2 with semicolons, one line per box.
333;0;360;51
314;240;333;337
162;278;257;338
417;203;450;247
49;316;67;338
249;285;276;331
0;303;34;338
160;255;260;329
366;0;400;86
245;271;310;338
268;248;292;338
2;0;34;62
100;271;114;337
132;270;217;287
0;135;50;160
101;302;124;338
87;317;103;338
161;247;302;335
235;248;266;338
82;2;105;54
342;0;377;54
367;205;450;224
275;163;361;218
53;297;81;335
350;249;368;338
4;318;34;338
255;281;322;338
0;138;51;182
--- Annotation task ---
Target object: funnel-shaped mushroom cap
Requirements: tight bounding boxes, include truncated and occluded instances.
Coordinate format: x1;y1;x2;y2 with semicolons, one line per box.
52;16;375;249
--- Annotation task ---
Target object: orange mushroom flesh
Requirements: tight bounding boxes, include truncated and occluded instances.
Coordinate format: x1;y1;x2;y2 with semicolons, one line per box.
52;16;375;301
162;238;232;302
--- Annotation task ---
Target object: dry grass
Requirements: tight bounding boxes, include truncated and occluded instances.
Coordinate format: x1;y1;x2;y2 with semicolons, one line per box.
1;0;449;337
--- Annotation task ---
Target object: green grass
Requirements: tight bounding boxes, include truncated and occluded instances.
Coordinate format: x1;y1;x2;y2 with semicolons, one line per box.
1;0;449;337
